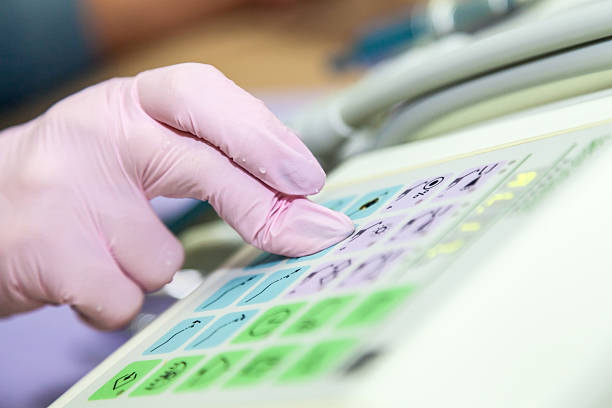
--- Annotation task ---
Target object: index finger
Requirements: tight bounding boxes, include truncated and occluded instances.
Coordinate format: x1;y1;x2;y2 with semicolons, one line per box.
135;63;325;196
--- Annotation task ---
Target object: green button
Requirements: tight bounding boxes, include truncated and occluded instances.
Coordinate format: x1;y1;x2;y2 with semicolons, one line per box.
279;338;357;382
338;287;414;328
89;360;161;400
129;356;203;397
174;351;251;392
225;345;297;387
283;296;355;336
233;303;306;343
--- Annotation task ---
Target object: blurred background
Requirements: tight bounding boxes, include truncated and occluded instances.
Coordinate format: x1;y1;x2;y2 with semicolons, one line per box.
0;0;418;129
0;0;558;406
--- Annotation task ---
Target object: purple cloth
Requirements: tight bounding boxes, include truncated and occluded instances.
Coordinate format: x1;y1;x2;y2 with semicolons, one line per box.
0;296;175;408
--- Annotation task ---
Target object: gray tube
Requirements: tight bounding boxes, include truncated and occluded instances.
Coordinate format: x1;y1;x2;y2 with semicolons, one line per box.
338;1;612;126
376;38;612;147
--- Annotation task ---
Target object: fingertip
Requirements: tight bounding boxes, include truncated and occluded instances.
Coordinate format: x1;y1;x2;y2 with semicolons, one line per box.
231;124;326;196
277;126;321;166
266;126;326;195
268;157;326;196
290;202;355;256
253;197;355;257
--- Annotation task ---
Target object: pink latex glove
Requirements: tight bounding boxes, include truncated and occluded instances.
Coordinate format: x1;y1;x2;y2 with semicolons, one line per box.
0;63;353;330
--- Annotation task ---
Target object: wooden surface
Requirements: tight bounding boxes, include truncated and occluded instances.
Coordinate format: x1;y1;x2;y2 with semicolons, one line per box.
1;0;418;128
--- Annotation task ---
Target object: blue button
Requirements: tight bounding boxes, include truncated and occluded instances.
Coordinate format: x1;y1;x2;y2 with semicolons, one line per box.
196;274;264;311
144;317;214;355
186;311;258;349
238;267;309;305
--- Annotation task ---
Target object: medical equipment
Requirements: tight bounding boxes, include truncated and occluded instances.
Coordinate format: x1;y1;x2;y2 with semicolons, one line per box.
51;2;612;407
333;0;535;70
293;0;612;161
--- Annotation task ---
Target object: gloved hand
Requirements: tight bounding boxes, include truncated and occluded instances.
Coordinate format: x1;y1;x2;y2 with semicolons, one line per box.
0;63;353;330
